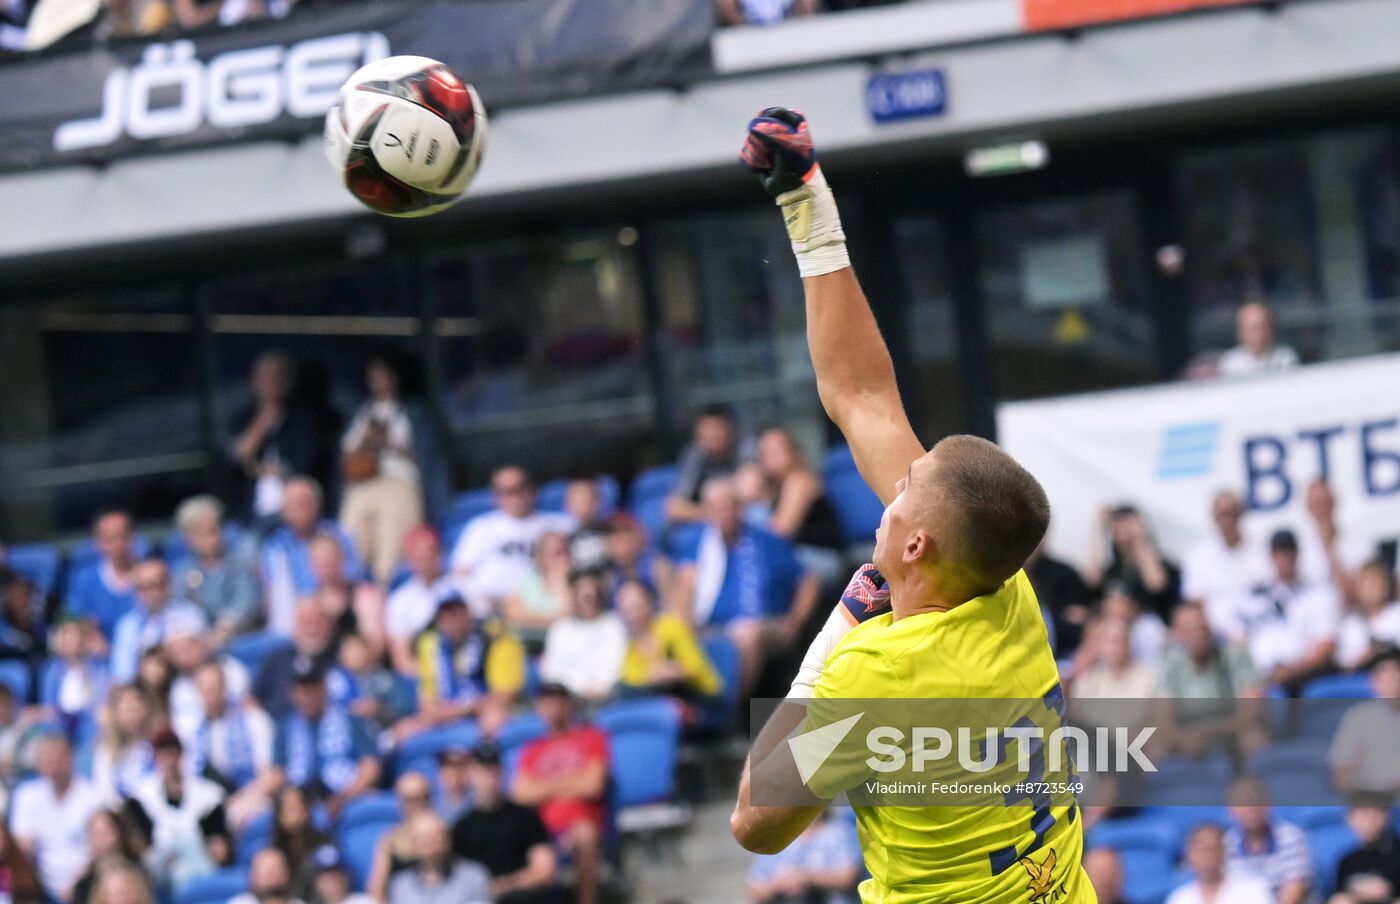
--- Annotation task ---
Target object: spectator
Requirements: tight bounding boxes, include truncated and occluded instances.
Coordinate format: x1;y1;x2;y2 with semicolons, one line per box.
1230;528;1341;692
1181;491;1270;634
253;600;339;718
1155;604;1267;760
1084;505;1180;621
1332;799;1400;904
0;566;47;689
434;745;473;823
91;685;159;805
97;0;172;40
164;616;249;743
1025;542;1092;657
339;354;433;586
1165;823;1272;904
1225;776;1314;904
539;571;627;703
123;729;230;892
1336;561;1400;671
502;531;573;646
617;578;721;704
260;477;363;637
88;863;156;904
110;558;207;685
716;0;818;25
42;617;110;725
228;848;303;904
0;683;49;788
452;741;561;904
70;809;147;904
666;405;742;526
230;351;337;521
366;772;437;900
676;477;818;698
304;532;385;657
397;589;523;741
334;632;412;727
386;812;492;904
1068;616;1158;701
66;509;140;642
1217;299;1300;378
308;845;375;904
512;684;608;904
133;650;175;721
746;810;860;904
170;496;261;647
0;818;42;904
188;660;276;828
1330;649;1400;796
450;466;574;610
384;526;460;675
606;512;666;600
1098;581;1168;665
1081;848;1124;904
10;733;104;897
271;660;380;818
565;480;612;573
271;785;330;901
1301;479;1372;596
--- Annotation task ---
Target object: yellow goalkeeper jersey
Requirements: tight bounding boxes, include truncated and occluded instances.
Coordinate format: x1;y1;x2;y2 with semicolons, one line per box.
810;570;1095;904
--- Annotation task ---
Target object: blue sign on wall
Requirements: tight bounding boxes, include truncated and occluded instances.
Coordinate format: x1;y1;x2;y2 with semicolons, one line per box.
866;69;947;124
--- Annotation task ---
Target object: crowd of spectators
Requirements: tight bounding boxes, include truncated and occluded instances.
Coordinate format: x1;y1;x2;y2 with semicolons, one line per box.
1;0;340;52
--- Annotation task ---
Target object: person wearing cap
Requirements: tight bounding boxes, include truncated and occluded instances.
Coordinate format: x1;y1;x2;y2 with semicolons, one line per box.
309;844;375;904
124;728;231;892
452;741;561;904
1228;528;1342;692
512;683;609;904
109;557;208;685
434;745;473;823
397;587;523;742
385;526;466;676
271;660;381;820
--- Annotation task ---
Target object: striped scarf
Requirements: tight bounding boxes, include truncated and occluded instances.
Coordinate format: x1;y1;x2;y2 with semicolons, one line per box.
284;706;356;793
195;705;256;788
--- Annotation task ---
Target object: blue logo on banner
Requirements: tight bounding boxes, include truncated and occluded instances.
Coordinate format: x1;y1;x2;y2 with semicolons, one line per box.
1157;422;1222;480
866;70;947;124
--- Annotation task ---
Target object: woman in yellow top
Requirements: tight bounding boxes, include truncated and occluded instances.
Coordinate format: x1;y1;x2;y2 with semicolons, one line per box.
617;579;722;701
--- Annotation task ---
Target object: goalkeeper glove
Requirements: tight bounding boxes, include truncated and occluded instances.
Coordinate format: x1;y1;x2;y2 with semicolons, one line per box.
788;564;892;698
739;107;850;278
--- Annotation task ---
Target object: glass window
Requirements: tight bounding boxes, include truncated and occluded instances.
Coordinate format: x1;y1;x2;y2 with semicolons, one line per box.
0;289;205;540
894;217;963;441
976;190;1158;401
426;229;654;485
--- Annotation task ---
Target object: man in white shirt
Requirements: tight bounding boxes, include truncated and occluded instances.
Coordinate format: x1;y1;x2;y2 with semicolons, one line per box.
187;661;277;829
10;733;104;897
1166;823;1273;904
165;615;251;743
386;526;469;675
1217;299;1300;378
110;557;209;684
1230;529;1341;691
1299;479;1372;592
450;466;573;608
1182;491;1271;635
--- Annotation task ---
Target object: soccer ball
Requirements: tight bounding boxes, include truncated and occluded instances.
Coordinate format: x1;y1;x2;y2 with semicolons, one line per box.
324;55;488;218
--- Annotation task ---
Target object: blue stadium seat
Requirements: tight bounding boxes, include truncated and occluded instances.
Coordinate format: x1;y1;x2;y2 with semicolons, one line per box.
226;632;292;674
539;475;620;516
1308;822;1359;897
498;713;548;784
627;465;680;508
5;544;60;597
630;496;669;550
822;447;884;546
699;633;740;733
1302;673;1374;699
67;535;151;574
1245;737;1329;775
445;488;496;528
236;811;273;865
1123;868;1192;904
1139;755;1233;809
176;867;248;904
0;661;31;703
340;791;401;828
1086;814;1180;856
596;697;682;807
339;819;395;888
665;522;705;560
395;722;481;778
1276;805;1345;830
1114;849;1176;898
1138;806;1230;842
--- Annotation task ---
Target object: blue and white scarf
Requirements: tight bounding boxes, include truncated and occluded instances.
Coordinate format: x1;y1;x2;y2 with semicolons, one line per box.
432;630;486;704
112;742;155;799
694;526;768;626
195;705;257;788
284;706;357;793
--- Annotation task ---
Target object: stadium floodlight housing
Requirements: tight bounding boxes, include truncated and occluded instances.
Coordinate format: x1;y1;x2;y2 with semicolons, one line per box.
964;140;1050;177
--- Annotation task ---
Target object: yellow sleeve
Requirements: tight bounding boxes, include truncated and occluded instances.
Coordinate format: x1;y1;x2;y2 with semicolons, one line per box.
802;644;898;801
485;633;526;695
415;633;438;704
660;615;723;697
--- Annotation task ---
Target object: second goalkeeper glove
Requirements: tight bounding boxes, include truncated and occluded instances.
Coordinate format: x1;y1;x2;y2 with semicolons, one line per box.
788;564;892;698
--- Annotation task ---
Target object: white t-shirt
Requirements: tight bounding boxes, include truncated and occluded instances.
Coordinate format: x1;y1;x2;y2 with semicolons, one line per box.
1182;535;1271;635
540;614;627;699
386;575;481;640
1217;344;1299;378
1164;875;1273;904
1297;520;1373;589
1329;699;1400;793
170;656;250;744
10;776;104;894
1130;612;1168;665
449;510;575;604
342;399;418;484
1336;603;1400;670
1229;578;1341;674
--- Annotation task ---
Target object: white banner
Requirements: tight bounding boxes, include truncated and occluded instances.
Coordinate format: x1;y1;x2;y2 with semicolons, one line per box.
997;354;1400;572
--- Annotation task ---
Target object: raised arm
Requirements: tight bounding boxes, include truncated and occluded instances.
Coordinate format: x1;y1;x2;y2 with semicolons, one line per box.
741;108;922;504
